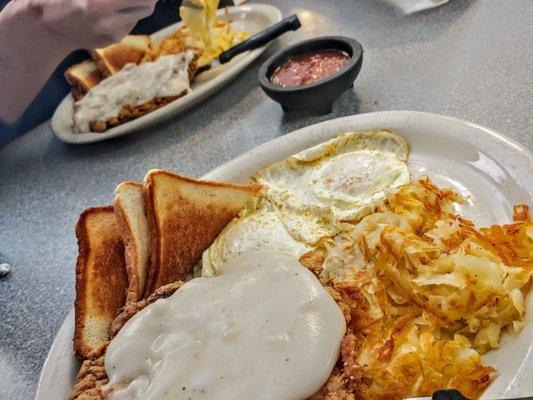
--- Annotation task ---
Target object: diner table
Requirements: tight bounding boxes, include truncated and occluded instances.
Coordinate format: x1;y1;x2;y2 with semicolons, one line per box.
0;0;532;399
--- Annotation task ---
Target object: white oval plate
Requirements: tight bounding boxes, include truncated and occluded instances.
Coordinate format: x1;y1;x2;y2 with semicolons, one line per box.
51;4;282;144
36;111;533;399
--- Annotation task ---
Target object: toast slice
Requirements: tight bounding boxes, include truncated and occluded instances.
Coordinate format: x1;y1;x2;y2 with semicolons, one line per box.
143;170;261;296
91;35;151;77
114;182;151;304
119;34;152;53
64;60;103;101
71;282;183;400
74;207;128;360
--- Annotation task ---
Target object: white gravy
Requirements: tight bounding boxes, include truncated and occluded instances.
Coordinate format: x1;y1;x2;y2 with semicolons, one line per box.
105;251;345;400
73;51;194;132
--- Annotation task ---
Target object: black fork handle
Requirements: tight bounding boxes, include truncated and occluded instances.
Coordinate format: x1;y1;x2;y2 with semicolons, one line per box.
432;389;529;400
218;14;301;64
432;390;470;400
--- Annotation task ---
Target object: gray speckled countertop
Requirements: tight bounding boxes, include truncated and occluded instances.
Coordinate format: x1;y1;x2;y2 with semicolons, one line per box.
1;1;532;399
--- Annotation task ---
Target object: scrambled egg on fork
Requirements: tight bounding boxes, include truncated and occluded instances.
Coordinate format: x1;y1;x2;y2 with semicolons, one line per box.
302;178;532;400
143;0;249;66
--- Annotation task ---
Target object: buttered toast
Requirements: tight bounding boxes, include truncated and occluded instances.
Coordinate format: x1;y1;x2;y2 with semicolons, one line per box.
65;35;150;102
91;35;151;77
64;60;103;101
74;207;128;360
114;182;151;304
143;170;261;296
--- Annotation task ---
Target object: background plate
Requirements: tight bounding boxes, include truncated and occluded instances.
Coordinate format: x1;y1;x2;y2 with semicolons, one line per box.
36;111;532;399
51;4;282;144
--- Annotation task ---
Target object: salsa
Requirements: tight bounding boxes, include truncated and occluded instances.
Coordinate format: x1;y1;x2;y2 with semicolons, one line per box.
270;49;349;88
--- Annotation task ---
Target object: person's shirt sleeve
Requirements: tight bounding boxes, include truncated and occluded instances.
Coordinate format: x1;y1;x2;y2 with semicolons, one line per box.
0;0;183;148
0;121;19;147
0;49;89;147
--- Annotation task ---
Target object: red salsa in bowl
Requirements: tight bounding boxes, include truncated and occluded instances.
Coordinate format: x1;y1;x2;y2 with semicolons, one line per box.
270;49;350;88
258;36;363;113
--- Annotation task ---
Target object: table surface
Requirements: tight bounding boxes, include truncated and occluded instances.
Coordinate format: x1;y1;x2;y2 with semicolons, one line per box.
1;0;532;399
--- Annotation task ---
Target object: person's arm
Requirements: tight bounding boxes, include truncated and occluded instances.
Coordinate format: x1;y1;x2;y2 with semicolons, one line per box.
0;0;156;124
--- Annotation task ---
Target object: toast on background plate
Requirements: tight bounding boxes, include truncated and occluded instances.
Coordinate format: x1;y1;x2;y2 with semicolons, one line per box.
91;35;151;77
117;35;152;53
74;207;128;360
143;169;261;296
64;60;103;101
114;182;151;304
65;35;151;101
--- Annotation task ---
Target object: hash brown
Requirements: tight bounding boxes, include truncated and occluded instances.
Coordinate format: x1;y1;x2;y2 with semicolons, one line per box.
302;178;532;399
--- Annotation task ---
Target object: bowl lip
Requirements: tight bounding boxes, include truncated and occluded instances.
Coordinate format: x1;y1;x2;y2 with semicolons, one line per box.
258;35;363;93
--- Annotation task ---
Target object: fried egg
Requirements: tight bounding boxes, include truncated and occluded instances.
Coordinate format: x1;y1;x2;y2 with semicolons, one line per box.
202;199;311;276
253;130;410;244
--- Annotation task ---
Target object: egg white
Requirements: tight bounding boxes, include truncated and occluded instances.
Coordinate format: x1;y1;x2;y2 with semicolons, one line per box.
253;130;410;244
202;200;311;276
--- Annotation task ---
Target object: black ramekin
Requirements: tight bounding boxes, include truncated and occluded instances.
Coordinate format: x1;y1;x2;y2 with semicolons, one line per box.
258;36;363;114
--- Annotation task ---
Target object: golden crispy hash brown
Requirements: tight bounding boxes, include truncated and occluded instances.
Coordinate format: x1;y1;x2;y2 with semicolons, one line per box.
142;28;189;63
302;177;532;400
513;204;529;222
302;262;496;400
71;177;531;400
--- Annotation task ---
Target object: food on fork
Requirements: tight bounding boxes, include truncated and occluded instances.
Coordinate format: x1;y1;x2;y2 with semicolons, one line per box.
113;182;151;304
180;0;218;58
74;207;128;360
178;0;249;66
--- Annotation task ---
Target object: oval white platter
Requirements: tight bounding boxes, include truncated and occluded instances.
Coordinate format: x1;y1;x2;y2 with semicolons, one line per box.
36;111;533;399
51;4;282;144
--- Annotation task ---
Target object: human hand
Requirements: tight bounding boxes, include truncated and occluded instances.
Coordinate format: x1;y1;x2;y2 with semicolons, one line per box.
32;0;158;50
0;0;156;124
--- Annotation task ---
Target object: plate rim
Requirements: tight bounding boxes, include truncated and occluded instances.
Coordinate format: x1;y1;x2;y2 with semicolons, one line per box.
36;110;532;399
50;3;282;144
206;110;532;181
